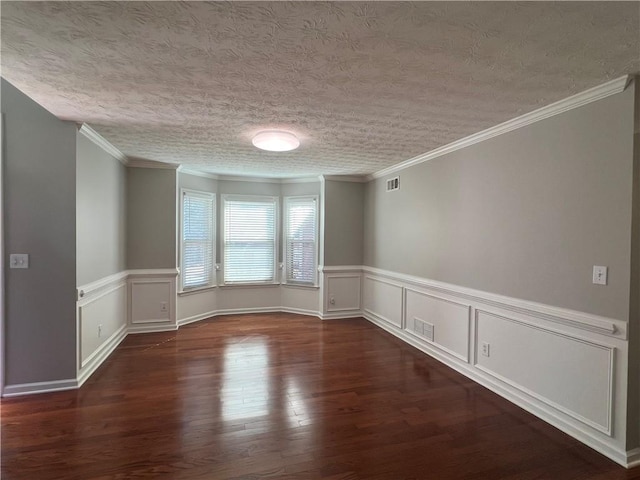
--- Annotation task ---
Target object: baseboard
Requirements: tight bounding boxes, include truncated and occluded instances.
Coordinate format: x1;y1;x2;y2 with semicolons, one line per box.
363;312;630;468
78;325;128;387
177;309;218;327
627;448;640;468
280;307;321;318
2;378;79;397
321;311;363;320
128;323;178;334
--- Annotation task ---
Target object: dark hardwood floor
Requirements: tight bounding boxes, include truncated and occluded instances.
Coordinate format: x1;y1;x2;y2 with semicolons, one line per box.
2;313;639;479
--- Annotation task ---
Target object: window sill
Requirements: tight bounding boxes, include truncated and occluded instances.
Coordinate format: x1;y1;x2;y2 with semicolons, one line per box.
178;285;217;296
219;282;281;289
281;283;319;290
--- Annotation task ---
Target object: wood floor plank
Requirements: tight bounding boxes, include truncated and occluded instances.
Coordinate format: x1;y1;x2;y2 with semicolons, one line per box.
2;314;639;479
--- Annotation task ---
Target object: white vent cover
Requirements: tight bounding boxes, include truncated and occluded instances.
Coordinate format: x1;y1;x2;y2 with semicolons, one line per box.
386;176;400;192
414;318;434;342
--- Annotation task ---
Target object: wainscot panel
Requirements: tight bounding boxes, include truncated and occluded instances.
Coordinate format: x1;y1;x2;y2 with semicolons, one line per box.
404;287;471;362
358;265;630;467
363;275;403;327
474;309;614;435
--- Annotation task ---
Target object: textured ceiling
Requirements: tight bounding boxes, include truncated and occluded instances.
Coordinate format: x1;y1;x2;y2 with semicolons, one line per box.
2;2;639;178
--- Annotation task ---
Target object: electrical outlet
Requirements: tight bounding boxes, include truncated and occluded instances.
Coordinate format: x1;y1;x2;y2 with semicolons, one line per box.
593;266;608;285
98;324;103;338
160;302;168;312
481;342;490;357
9;253;29;269
329;296;336;305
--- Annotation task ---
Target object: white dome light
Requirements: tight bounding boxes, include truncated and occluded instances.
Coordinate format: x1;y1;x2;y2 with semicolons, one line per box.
252;130;300;152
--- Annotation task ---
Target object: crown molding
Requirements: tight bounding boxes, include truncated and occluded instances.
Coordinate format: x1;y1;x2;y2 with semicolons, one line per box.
322;175;368;183
77;123;128;166
177;166;219;179
178;168;321;183
217;175;284;184
279;176;322;184
369;75;632;180
127;158;180;169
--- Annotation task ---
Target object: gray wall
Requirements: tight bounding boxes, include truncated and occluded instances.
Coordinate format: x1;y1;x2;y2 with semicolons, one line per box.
324;180;364;266
2;79;77;385
627;79;640;450
127;167;177;269
364;86;635;320
76;133;126;285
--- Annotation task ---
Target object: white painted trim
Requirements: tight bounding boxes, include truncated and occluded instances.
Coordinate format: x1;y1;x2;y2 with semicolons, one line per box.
368;75;631;180
220;174;321;184
127;324;178;334
320;311;362;320
178;167;219;180
280;307;321;317
177;306;323;328
78;123;128;166
362;266;624;338
128;277;176;325
127;158;179;169
320;265;363;273
78;324;127;386
177;309;219;327
2;378;79;397
362;312;630;468
404;286;472;362
127;268;179;279
279;176;322;184
77;271;129;300
626;448;640;468
322;175;368;183
474;309;614;436
219;175;285;184
325;273;362;312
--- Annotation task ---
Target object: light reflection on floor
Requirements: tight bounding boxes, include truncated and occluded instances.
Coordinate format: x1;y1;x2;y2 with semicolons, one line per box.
221;337;271;421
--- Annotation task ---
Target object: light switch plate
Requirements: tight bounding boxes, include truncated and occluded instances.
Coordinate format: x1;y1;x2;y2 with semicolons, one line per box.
9;254;29;269
593;265;608;285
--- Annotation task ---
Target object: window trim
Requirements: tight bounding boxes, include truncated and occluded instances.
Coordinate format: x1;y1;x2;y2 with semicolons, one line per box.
221;194;280;286
179;188;216;293
283;195;319;287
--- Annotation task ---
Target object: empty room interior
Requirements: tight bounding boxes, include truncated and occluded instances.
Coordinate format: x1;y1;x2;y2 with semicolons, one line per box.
2;1;640;479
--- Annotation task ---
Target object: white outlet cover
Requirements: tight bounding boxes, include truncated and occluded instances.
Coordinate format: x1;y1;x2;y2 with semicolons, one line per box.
9;253;29;269
592;265;608;285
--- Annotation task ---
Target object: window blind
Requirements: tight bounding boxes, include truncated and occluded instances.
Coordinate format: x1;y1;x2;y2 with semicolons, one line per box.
223;197;277;284
182;190;214;289
284;197;318;285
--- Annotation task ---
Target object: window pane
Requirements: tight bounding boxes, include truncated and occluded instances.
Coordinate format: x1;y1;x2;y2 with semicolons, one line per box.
285;197;317;285
224;198;277;283
182;191;214;289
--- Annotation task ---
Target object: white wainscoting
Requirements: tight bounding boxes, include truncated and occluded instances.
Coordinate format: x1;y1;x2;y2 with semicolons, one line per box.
281;284;321;317
475;309;614;435
363;275;403;327
128;269;178;333
405;287;471;363
177;284;322;326
76;271;128;387
322;267;362;319
354;265;632;468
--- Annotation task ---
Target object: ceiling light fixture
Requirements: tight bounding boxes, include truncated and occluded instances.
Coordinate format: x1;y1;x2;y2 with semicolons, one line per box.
252;130;300;152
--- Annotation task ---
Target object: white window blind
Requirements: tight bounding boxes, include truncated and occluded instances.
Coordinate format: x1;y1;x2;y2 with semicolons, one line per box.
223;197;277;284
284;196;318;285
181;190;215;290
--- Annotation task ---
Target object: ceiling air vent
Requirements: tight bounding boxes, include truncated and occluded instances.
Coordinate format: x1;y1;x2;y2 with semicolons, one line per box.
386;176;400;192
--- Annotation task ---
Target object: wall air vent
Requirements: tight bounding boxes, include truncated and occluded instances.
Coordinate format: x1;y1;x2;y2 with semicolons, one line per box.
414;318;434;342
386;176;400;192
